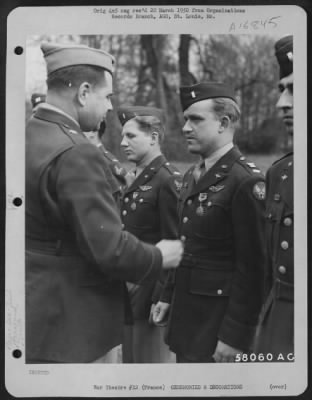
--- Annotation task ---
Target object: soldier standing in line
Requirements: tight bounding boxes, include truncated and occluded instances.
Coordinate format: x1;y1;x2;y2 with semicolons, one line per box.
118;106;181;363
25;42;183;364
254;36;294;361
152;82;266;363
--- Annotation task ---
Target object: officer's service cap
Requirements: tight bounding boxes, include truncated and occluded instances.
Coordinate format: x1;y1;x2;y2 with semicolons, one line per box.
31;93;46;108
41;42;115;76
180;82;237;111
275;35;293;79
118;106;164;126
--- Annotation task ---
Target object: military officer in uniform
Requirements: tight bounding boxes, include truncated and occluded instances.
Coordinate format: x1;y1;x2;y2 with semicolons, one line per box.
254;36;294;360
84;120;127;207
25;42;183;364
152;82;266;362
118;106;181;363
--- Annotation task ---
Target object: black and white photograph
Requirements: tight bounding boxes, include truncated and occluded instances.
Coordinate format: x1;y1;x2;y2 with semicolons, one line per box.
5;4;308;397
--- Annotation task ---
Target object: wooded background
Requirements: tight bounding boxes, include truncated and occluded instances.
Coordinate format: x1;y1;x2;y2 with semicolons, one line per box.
26;34;290;162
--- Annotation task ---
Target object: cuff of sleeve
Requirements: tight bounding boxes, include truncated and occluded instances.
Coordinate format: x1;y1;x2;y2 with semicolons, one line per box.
151;281;164;303
137;244;163;285
160;287;173;304
218;315;257;352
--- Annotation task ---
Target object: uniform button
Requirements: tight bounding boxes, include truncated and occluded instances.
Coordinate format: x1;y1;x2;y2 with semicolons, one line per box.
122;210;127;216
221;165;227;169
240;156;245;161
183;217;188;223
181;235;186;241
124;197;129;203
217;289;223;295
284;217;292;226
187;199;192;205
139;199;144;203
274;193;281;202
207;201;212;207
121;223;125;229
281;241;289;250
278;265;287;274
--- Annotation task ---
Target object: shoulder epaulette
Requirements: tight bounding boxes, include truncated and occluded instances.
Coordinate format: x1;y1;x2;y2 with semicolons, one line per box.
59;123;86;145
236;155;263;175
272;152;293;166
162;161;181;177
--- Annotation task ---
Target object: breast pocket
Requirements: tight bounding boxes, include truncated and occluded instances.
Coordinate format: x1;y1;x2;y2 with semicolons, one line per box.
131;189;158;229
194;201;232;240
189;267;233;297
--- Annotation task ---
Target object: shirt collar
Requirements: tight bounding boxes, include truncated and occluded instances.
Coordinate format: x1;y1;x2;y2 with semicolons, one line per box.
203;142;234;172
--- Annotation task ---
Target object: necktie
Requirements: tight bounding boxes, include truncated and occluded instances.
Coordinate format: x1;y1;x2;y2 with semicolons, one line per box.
193;160;206;182
125;169;136;186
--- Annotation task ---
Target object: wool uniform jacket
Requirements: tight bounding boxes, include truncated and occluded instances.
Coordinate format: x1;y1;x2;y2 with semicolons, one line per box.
25;106;162;363
161;146;266;361
255;153;294;359
121;155;181;319
97;144;127;206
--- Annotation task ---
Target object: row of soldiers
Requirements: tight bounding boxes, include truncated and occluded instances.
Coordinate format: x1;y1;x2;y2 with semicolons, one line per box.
25;35;294;364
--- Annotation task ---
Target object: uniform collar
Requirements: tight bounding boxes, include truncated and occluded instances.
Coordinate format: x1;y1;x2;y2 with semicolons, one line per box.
202;142;234;172
185;146;242;197
125;154;166;193
34;103;81;131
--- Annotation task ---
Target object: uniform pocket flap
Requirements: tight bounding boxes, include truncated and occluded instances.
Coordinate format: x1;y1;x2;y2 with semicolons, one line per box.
189;268;233;296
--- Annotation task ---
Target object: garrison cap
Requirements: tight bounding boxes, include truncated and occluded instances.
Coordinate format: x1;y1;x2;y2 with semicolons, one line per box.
41;42;115;76
275;35;293;78
31;93;46;108
118;106;164;126
180;82;237;111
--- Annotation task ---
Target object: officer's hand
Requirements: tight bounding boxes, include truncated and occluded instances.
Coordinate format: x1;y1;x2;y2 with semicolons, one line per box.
156;240;183;269
150;301;170;326
212;340;243;363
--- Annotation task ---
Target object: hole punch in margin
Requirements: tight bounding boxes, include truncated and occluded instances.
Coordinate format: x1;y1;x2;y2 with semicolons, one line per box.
12;349;22;359
14;46;23;55
13;197;22;207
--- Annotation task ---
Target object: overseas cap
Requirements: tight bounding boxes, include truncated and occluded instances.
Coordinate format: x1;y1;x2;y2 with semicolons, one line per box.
41;42;115;76
31;93;46;108
118;106;164;126
180;82;237;111
275;35;293;79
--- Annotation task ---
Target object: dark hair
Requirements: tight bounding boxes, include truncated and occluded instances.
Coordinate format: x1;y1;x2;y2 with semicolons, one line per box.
132;115;165;144
47;65;107;91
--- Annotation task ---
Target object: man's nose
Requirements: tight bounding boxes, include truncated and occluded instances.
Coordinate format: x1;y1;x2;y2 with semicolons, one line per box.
107;99;113;112
182;120;192;133
120;136;128;147
276;89;293;109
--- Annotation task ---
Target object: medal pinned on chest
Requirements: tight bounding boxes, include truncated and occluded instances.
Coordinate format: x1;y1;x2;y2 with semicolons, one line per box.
131;192;139;211
196;192;208;216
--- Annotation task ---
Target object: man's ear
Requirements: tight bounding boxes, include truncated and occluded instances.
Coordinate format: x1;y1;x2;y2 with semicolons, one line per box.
219;116;230;133
151;131;159;144
77;82;91;106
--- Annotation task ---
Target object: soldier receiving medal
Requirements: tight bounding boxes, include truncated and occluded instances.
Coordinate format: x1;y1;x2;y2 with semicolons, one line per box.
152;82;266;363
118;106;182;363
